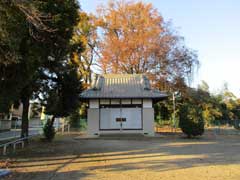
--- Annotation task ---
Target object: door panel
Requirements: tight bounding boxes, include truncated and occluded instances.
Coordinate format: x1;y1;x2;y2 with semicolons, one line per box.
100;108;142;130
122;108;142;129
100;108;120;129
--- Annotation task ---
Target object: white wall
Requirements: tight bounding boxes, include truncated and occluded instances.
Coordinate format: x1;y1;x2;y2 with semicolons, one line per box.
89;99;99;108
142;99;154;136
132;99;141;104
87;108;99;137
87;98;155;137
121;99;131;104
142;108;154;136
143;99;152;108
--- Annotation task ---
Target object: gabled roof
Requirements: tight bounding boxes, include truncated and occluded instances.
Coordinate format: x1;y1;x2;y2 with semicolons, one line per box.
80;74;168;99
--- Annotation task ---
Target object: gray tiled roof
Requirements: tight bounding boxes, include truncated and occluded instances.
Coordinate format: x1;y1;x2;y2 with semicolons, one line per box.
80;74;168;99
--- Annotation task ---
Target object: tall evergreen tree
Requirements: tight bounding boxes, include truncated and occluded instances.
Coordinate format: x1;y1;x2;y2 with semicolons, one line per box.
0;0;83;138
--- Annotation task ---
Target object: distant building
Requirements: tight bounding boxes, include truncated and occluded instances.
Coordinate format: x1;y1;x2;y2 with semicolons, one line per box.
0;102;43;130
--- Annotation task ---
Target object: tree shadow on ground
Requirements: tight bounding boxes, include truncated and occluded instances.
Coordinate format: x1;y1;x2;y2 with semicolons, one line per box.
2;133;240;180
5;170;92;180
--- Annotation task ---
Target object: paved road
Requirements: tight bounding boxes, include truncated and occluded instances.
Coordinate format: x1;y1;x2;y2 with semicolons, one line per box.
0;128;42;142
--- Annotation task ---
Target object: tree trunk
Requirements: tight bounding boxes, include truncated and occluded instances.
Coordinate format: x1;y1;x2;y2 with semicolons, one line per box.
50;115;55;127
21;96;30;138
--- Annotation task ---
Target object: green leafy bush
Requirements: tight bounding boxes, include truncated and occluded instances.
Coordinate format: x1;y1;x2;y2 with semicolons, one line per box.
69;108;87;130
179;103;204;138
43;119;55;141
69;110;81;128
79;118;87;130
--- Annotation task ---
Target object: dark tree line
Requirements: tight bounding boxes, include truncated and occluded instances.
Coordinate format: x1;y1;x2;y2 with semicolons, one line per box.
155;81;240;130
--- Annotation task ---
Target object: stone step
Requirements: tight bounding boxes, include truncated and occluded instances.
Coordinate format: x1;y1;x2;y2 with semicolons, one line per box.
99;133;145;138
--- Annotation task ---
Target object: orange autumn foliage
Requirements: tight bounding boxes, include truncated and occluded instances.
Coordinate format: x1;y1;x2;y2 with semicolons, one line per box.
96;0;199;91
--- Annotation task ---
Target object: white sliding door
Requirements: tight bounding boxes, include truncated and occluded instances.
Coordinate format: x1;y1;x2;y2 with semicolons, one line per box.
100;108;142;130
122;108;142;129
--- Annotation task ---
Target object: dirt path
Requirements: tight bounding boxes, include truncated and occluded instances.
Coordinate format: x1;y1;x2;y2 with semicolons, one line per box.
2;133;240;180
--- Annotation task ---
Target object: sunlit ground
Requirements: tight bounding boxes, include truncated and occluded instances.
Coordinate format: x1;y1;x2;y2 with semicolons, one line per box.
1;131;240;180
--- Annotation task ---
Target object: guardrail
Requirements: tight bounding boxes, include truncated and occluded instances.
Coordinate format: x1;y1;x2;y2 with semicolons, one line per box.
0;123;70;156
0;135;37;156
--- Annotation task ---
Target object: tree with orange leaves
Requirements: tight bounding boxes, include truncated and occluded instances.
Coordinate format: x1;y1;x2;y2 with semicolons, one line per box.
96;0;199;92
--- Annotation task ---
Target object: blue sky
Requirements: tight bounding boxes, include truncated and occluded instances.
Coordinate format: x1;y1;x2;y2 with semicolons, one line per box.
79;0;240;96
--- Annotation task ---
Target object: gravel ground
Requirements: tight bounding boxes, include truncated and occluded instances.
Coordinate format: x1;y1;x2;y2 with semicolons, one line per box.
1;132;240;180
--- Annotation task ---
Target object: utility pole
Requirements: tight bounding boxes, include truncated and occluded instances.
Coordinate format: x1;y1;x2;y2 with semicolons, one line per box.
172;92;176;132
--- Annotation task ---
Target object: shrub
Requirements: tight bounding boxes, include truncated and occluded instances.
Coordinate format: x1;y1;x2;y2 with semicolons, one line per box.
69;109;87;130
43;119;55;141
69;110;81;128
79;118;87;130
179;103;204;138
